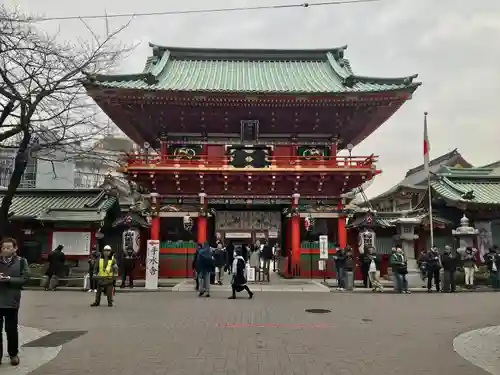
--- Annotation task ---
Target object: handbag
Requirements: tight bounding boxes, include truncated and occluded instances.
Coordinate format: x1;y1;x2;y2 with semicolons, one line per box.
83;273;90;290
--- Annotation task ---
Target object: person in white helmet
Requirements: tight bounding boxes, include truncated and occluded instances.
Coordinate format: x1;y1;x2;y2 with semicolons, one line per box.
91;245;118;307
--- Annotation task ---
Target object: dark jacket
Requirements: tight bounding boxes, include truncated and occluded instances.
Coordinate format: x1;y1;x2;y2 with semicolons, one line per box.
88;252;100;274
231;256;247;286
46;247;65;277
261;244;273;260
195;246;214;273
485;252;500;272
0;256;29;309
226;244;235;266
417;252;428;271
334;250;346;269
359;253;372;271
344;253;355;271
442;253;459;272
426;251;442;271
213;248;227;268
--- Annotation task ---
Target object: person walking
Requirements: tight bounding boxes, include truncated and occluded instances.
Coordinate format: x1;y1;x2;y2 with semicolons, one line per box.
261;240;273;282
426;247;442;292
87;247;99;293
390;246;410;294
44;245;65;291
442;246;458;293
366;247;383;292
90;245;118;307
213;243;227;285
196;242;214;298
0;238;29;366
228;248;254;299
120;244;136;289
333;247;346;291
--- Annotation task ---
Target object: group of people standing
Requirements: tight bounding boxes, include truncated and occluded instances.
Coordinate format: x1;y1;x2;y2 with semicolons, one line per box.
192;239;275;299
334;243;500;293
333;246;385;292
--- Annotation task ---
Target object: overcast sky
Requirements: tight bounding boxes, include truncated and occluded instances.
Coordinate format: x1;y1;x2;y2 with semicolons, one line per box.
8;0;500;198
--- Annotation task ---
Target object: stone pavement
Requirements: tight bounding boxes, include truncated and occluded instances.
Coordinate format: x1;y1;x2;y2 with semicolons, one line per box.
454;326;500;375
0;326;61;375
173;278;330;292
16;290;500;375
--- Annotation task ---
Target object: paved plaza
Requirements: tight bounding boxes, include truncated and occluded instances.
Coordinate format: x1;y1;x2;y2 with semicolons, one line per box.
8;290;500;375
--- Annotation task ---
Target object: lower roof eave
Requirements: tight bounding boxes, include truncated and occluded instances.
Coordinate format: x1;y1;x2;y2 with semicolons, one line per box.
85;84;417;101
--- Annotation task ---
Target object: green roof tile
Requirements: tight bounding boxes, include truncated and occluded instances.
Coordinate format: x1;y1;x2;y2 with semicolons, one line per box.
0;189;118;221
431;168;500;206
84;45;420;94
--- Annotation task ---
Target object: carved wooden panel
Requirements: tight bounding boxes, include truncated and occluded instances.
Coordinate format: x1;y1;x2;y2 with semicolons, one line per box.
216;211;281;232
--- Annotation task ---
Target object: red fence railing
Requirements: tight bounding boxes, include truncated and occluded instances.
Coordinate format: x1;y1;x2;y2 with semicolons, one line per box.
125;154;377;169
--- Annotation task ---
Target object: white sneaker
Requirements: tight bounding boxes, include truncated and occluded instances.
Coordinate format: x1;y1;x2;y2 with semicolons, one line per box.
87;289;93;293
340;288;345;291
93;289;97;292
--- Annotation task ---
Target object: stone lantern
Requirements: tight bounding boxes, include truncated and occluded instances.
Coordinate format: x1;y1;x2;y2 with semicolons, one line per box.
452;214;479;256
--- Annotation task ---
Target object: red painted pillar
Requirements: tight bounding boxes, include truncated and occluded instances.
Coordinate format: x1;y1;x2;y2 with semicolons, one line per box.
150;193;160;240
151;217;160;240
197;192;208;244
291;193;301;274
337;202;347;248
197;217;207;244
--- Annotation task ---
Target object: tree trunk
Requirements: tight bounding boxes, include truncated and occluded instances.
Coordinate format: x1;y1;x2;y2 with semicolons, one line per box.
0;130;31;238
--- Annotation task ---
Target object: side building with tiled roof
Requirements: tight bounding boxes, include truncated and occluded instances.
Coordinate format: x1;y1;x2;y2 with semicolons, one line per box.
429;166;500;251
0;188;124;266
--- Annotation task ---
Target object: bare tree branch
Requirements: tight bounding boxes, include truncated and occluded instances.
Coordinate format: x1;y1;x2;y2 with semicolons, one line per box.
0;4;133;236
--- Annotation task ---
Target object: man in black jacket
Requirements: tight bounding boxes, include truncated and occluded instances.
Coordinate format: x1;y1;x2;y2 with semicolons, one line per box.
334;248;346;290
426;247;442;292
213;243;227;285
0;238;29;366
261;240;274;282
359;248;372;288
485;245;500;289
45;245;65;291
442;246;458;292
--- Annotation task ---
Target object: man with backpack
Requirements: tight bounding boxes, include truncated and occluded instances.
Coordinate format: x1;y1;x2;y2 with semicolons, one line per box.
195;242;214;298
0;237;29;366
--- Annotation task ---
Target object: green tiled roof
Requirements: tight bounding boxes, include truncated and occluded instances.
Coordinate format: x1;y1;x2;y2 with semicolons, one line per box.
1;189;118;222
431;167;500;206
84;44;420;94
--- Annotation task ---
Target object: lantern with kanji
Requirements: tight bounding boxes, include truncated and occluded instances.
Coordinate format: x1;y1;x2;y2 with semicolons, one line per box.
183;214;194;231
304;215;315;232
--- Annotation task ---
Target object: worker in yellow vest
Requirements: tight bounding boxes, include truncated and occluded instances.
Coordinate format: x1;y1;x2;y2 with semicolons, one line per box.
90;245;118;307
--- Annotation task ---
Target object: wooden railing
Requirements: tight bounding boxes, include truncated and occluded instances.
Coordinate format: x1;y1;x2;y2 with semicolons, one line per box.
125;154;377;169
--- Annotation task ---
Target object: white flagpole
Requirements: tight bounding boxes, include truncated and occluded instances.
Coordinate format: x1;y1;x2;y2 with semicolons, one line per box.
424;112;434;248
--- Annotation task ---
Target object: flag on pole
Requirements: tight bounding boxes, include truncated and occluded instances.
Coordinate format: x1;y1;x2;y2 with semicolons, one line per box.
423;111;430;172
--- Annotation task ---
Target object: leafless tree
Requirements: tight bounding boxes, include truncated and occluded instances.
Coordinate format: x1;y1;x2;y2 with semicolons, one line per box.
0;5;132;236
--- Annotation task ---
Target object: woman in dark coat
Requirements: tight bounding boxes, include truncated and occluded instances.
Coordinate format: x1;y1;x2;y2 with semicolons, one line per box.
228;248;254;299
